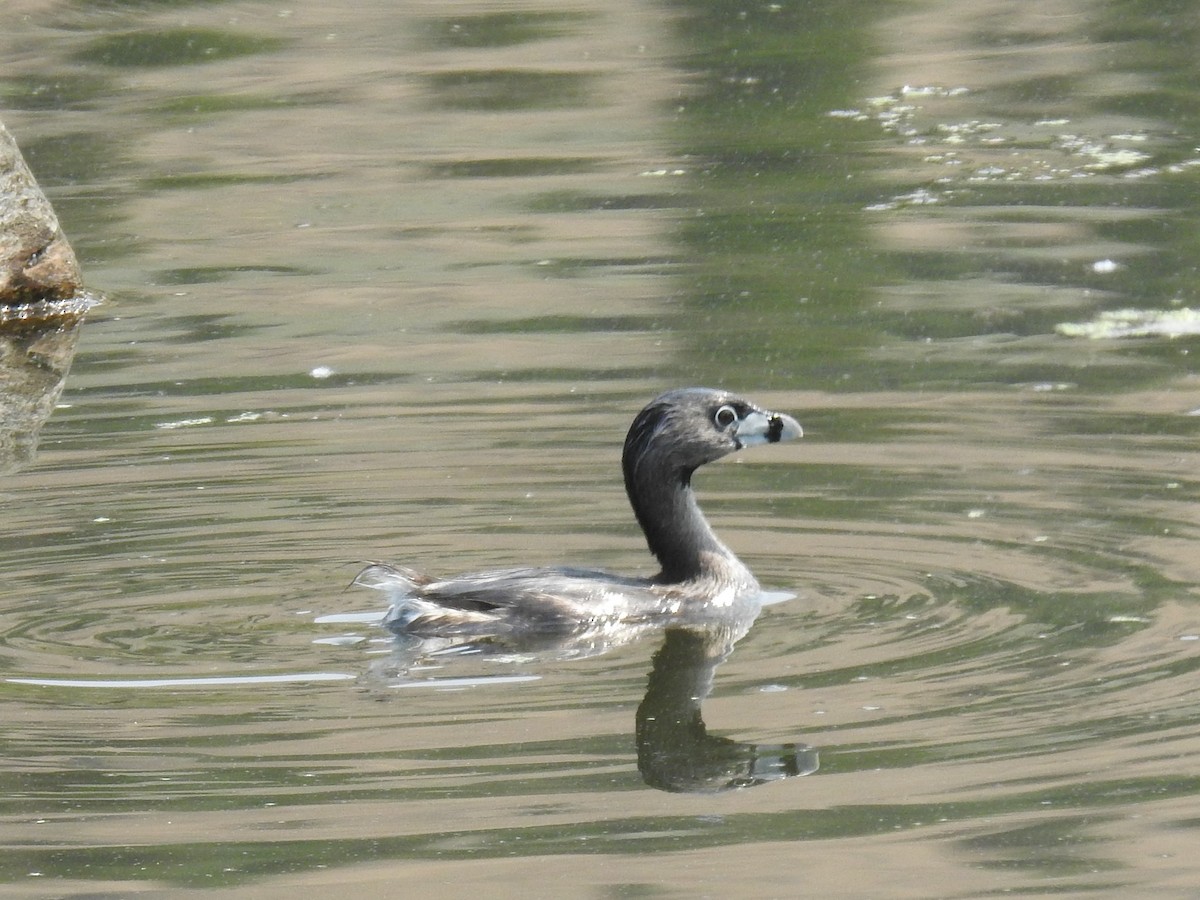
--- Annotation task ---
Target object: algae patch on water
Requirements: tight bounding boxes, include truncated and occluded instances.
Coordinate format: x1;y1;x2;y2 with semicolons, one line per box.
1056;308;1200;339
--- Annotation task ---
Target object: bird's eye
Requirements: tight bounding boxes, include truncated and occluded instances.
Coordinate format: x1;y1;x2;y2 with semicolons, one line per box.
713;405;738;429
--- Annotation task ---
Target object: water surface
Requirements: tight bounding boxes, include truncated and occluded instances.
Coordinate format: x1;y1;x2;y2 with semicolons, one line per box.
3;1;1200;896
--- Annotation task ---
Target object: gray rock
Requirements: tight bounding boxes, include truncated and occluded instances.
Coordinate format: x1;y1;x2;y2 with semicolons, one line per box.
0;119;98;473
0;119;82;304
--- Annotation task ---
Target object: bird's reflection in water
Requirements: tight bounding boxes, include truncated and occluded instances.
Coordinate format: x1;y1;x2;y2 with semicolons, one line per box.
360;598;817;794
637;622;817;792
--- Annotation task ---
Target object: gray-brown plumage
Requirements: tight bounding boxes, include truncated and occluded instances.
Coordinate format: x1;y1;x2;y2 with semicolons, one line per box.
355;388;801;635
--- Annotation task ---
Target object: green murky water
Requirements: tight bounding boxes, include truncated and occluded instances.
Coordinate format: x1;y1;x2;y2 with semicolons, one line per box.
3;1;1200;896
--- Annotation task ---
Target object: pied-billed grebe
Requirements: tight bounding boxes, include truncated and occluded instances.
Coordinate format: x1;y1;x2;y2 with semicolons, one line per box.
356;388;801;635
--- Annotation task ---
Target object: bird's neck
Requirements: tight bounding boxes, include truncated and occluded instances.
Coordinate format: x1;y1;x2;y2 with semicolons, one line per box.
626;462;754;586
